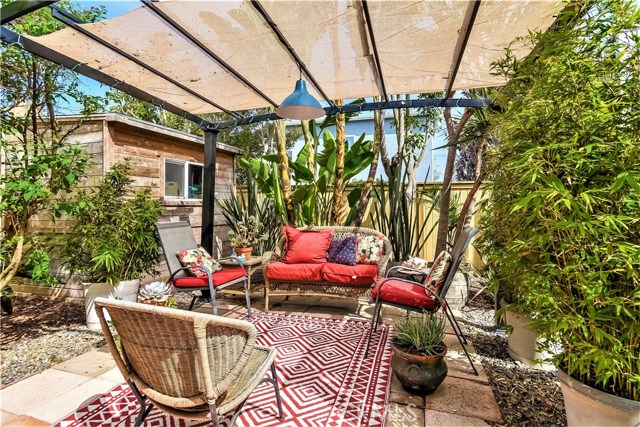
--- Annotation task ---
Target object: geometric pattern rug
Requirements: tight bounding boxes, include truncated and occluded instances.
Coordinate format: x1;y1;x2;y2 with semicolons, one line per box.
54;312;393;427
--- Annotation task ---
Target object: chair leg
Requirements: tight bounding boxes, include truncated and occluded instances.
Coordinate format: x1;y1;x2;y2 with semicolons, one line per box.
264;279;270;312
443;309;478;376
208;403;220;427
445;302;468;344
127;379;153;426
271;363;285;421
188;294;197;311
243;279;252;317
365;301;381;358
210;290;218;316
373;302;383;332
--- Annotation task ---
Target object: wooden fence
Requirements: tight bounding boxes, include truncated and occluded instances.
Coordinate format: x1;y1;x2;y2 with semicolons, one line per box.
236;182;485;269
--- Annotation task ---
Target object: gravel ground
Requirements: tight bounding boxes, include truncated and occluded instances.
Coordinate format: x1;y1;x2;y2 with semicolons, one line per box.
461;286;567;426
2;290;567;426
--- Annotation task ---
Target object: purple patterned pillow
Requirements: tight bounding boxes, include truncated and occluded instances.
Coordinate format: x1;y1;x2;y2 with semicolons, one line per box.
327;236;357;266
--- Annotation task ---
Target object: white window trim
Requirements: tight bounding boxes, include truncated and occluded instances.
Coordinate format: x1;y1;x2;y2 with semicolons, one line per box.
164;157;204;201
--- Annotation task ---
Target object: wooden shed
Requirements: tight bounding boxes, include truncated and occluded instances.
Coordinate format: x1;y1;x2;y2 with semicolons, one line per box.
34;113;241;259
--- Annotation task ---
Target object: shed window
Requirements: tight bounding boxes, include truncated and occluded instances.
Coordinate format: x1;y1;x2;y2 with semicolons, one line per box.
164;159;203;200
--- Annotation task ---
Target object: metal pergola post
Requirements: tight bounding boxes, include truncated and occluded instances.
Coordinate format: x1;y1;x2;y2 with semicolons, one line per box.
201;131;218;255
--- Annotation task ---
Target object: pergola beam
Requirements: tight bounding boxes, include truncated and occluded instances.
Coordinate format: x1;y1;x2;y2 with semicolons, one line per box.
0;26;219;130
207;98;491;131
140;0;279;110
250;0;336;108
49;5;240;119
0;0;58;25
444;0;481;97
361;0;388;101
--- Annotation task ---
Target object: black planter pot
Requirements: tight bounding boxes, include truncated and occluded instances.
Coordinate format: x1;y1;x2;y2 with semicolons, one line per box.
391;343;448;395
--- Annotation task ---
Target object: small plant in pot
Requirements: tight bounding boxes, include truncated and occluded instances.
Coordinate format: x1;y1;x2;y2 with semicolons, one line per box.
391;313;448;395
139;281;172;306
228;214;264;260
61;161;163;330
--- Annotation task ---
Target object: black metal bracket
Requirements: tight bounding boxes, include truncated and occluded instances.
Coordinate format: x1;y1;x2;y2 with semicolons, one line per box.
0;0;58;25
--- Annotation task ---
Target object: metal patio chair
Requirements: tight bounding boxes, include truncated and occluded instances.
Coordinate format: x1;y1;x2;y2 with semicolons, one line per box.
155;221;251;316
365;227;479;375
95;298;283;427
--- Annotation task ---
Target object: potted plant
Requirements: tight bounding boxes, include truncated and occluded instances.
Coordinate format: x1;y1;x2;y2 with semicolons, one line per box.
391;313;448;395
61;161;163;330
228;214;264;260
139;281;172;306
484;2;640;424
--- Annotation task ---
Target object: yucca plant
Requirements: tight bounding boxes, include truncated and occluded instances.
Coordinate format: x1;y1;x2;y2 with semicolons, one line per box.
394;314;447;356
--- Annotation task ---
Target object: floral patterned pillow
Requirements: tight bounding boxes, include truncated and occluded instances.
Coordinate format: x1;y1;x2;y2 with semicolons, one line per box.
176;248;222;278
425;251;452;295
356;235;385;265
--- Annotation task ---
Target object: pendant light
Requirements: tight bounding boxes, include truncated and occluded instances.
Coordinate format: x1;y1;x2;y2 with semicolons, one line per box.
276;70;325;120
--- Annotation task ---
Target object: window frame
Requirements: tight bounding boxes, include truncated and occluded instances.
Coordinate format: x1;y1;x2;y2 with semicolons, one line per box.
164;157;204;201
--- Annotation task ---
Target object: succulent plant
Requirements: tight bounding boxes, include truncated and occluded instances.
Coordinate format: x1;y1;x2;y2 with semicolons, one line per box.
139;281;171;301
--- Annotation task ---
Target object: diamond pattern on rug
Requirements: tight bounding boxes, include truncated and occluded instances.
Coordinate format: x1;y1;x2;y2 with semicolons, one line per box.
54;312;393;427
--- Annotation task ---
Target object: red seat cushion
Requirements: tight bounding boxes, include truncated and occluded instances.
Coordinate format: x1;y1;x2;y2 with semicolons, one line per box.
371;278;438;310
321;263;378;286
266;262;323;282
173;268;246;288
282;227;333;264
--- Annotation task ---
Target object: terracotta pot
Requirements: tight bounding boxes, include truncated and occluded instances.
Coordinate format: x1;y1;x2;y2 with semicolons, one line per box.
234;247;253;260
83;279;140;331
557;368;640;426
391;342;448;395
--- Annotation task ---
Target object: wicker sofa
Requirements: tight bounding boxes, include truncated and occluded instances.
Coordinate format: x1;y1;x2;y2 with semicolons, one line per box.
262;226;392;311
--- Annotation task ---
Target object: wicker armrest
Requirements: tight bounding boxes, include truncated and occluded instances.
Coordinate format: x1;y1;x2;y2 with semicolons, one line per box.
262;251;280;267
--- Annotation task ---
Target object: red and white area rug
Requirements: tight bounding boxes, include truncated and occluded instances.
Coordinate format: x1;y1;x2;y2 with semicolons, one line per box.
54;312;393;427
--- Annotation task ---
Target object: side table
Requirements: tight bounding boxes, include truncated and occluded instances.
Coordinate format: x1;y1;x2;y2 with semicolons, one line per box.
218;255;265;296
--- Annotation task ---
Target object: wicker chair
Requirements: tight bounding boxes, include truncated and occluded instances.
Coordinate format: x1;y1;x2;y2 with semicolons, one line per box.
263;226;392;310
95;298;284;427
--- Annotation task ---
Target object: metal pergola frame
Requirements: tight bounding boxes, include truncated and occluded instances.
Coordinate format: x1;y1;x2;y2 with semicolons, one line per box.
0;0;493;254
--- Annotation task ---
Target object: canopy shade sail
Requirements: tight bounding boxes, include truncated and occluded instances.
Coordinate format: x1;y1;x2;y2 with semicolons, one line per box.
10;0;564;117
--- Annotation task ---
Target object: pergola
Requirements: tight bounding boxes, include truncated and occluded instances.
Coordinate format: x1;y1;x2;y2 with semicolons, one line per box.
1;0;565;253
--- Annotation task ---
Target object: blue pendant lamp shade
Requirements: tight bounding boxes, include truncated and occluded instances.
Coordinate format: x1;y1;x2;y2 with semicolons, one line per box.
276;79;325;120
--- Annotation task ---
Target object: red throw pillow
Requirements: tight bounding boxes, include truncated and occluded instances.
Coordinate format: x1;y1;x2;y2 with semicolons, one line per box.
282;227;334;264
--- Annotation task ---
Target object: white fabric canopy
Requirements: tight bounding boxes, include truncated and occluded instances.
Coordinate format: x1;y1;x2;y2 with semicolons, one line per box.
25;0;563;114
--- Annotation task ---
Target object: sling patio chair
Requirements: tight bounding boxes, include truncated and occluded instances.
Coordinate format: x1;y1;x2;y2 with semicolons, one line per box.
95;298;284;427
365;227;479;376
156;221;251;316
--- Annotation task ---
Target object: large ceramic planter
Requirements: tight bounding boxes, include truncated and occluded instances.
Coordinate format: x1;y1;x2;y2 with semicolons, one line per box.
83;279;140;331
557;368;640;426
505;310;553;368
391;342;448;395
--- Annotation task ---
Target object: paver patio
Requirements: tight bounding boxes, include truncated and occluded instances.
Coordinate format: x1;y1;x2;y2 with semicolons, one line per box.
0;294;501;426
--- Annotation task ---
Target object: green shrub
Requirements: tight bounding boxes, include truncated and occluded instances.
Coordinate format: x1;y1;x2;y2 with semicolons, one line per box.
484;0;639;400
62;161;163;284
394;314;446;356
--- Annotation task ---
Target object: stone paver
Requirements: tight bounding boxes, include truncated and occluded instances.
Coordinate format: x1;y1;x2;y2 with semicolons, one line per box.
426;376;502;423
53;346;115;377
0;411;49;427
425;409;490;426
386;403;425;427
389;374;425;408
95;366;125;384
25;377;116;424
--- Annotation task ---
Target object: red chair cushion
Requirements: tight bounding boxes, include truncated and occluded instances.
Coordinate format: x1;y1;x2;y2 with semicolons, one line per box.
266;262;323;282
282;227;333;264
173;268;246;288
371;278;438;310
321;263;378;286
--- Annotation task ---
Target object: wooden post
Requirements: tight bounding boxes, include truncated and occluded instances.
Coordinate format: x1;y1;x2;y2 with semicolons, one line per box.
201;130;217;255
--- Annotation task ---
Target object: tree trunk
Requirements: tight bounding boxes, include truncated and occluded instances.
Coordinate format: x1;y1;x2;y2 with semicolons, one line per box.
331;100;346;225
301;120;316;176
454;137;486;241
435;107;475;254
276;120;296;226
0;229;25;291
354;106;384;226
